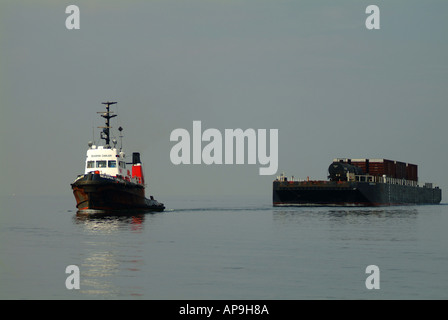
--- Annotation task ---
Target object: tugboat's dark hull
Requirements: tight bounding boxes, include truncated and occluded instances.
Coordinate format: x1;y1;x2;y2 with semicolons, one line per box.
71;172;165;212
273;180;442;207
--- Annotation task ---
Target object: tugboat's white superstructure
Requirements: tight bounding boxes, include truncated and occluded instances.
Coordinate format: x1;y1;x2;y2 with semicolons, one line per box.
84;145;135;181
71;101;164;212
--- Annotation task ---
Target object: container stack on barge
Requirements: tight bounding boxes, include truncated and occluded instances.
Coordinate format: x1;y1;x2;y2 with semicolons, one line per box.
273;158;441;207
71;101;165;213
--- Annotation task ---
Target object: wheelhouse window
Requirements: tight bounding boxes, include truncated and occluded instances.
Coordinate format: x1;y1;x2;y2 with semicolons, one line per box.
87;161;95;168
96;160;107;168
108;160;117;168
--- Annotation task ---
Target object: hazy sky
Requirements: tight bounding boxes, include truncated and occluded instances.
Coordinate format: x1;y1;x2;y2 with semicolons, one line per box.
1;0;447;201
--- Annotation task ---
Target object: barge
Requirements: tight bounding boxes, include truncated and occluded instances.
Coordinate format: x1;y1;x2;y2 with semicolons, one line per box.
273;158;441;206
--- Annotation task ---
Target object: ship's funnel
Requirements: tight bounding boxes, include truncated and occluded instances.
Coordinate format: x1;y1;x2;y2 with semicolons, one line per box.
132;152;141;164
132;152;144;184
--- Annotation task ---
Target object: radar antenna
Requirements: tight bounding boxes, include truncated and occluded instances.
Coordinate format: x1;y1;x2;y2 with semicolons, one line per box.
118;126;124;151
98;101;117;147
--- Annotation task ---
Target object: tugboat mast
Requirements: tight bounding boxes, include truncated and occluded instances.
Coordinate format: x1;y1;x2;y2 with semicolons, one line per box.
98;101;117;147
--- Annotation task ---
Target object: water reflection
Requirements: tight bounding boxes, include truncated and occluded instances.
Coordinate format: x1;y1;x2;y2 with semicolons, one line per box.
70;211;160;298
73;212;147;233
273;206;419;223
327;208;418;218
80;250;120;296
272;206;421;244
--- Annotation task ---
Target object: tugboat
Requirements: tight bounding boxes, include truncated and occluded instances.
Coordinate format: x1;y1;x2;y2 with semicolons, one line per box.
71;101;165;213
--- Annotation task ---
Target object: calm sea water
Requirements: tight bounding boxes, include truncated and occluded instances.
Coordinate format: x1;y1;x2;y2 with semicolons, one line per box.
1;194;447;300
